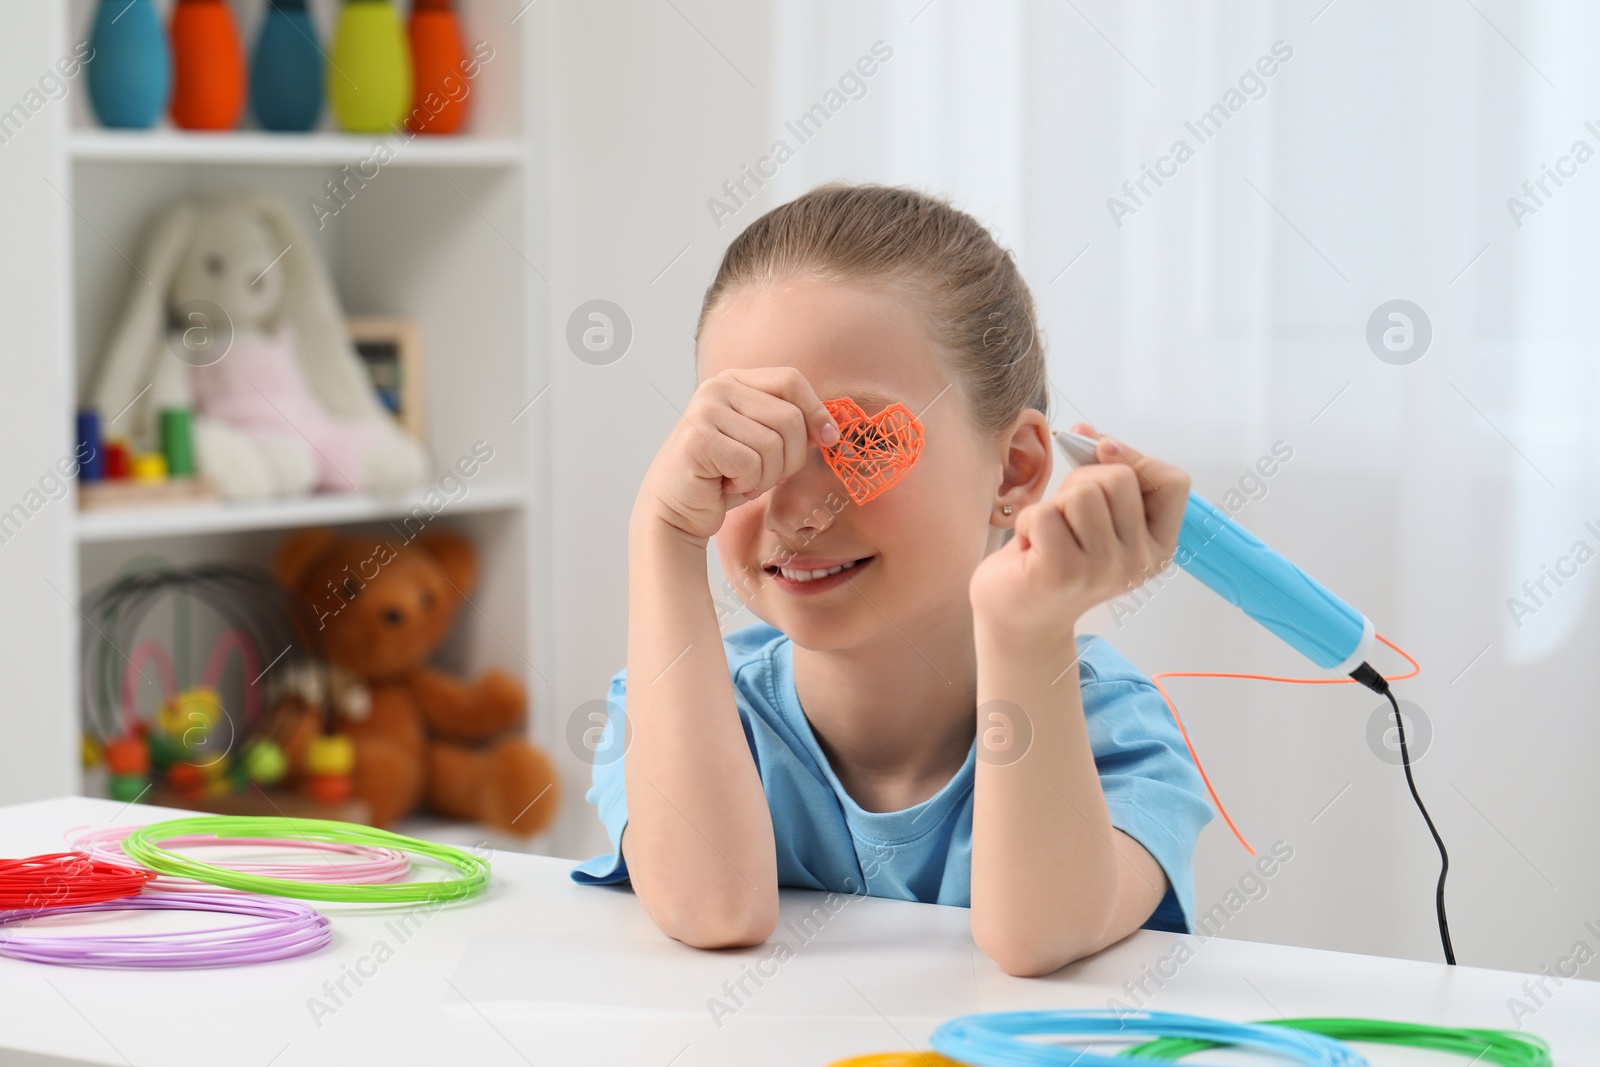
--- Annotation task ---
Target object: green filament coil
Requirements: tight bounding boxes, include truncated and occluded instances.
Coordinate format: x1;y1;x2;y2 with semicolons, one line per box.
121;816;490;904
1121;1016;1551;1067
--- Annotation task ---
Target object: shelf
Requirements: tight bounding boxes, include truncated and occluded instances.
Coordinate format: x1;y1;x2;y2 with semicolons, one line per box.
73;481;529;543
5;0;550;844
70;129;528;168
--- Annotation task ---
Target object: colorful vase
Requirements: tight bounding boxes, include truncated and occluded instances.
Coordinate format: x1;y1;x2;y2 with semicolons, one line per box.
170;0;246;130
407;0;470;135
330;0;413;133
85;0;170;129
251;0;325;132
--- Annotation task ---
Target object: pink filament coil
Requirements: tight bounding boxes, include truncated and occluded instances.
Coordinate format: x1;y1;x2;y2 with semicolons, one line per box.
0;891;331;968
67;824;412;891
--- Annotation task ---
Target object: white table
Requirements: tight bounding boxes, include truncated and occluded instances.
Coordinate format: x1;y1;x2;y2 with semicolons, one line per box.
0;796;1593;1066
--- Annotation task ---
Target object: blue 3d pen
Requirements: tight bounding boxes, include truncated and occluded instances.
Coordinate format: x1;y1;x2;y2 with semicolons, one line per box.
1052;429;1387;693
1055;429;1457;966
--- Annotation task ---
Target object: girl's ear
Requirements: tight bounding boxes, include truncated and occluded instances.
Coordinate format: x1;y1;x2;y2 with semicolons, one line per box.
995;408;1052;520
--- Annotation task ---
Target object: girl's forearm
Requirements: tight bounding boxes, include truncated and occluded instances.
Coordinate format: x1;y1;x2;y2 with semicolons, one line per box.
969;626;1123;975
620;513;778;947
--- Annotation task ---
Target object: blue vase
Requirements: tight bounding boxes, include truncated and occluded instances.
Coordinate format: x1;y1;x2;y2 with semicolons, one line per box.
251;0;325;132
86;0;170;129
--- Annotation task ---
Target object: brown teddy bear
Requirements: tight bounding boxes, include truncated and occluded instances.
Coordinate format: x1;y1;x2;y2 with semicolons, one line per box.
269;527;560;836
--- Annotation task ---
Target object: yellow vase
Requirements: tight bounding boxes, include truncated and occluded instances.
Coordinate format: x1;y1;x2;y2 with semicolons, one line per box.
329;0;412;133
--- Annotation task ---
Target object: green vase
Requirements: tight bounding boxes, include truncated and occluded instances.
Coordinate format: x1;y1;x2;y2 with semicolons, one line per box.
329;0;412;133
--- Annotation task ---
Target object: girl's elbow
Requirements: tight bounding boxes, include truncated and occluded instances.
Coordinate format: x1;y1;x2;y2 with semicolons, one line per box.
973;901;1117;977
659;890;778;949
676;916;775;951
978;933;1084;977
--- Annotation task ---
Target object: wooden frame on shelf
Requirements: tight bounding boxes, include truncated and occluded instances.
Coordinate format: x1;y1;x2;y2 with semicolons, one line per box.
346;315;427;444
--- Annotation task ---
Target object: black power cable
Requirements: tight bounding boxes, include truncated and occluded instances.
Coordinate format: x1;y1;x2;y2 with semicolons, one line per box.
1351;661;1455;965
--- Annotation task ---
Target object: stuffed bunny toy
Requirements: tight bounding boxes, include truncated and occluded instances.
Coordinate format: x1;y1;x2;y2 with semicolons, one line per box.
87;191;428;499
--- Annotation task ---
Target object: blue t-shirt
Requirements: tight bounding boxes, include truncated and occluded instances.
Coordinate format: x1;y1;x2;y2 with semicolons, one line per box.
570;622;1214;932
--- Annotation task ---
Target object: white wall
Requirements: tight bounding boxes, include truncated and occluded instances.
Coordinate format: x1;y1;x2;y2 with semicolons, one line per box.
543;0;773;859
0;5;80;806
548;0;1600;979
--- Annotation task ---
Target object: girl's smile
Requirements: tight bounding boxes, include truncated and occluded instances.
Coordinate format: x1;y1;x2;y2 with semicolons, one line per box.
762;554;875;594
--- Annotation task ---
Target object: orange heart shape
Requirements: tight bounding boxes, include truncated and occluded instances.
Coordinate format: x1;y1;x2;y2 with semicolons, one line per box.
821;397;924;505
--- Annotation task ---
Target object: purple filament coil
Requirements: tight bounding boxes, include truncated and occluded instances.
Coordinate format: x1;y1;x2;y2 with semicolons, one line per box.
0;891;332;968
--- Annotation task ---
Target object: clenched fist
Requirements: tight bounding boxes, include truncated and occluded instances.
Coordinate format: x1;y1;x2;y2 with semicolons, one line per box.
969;425;1190;645
636;368;841;543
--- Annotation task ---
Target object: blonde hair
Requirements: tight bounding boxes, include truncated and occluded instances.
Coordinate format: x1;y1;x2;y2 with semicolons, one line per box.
695;183;1050;437
696;183;1049;542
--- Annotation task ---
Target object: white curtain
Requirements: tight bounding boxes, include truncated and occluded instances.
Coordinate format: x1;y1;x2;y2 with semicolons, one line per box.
752;0;1600;975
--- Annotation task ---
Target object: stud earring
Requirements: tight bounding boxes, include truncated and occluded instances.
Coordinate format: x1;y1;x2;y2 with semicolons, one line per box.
1001;504;1013;516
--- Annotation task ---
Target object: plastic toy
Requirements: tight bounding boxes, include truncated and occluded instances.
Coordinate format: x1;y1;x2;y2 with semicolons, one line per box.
156;687;222;749
305;734;355;803
86;0;170;129
159;408;197;477
78;418;219;508
131;452;166;484
170;0;246;131
76;406;213;511
104;441;131;480
330;0;413;133
164;761;205;797
79;562;313;814
75;410;105;482
104;733;151;802
251;0;325;132
407;0;470;134
242;738;288;786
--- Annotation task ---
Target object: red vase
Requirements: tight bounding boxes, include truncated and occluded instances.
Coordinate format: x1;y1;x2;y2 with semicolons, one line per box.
171;0;245;130
406;0;470;135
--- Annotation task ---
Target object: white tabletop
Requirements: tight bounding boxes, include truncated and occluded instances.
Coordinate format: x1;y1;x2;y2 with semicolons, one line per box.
0;796;1593;1066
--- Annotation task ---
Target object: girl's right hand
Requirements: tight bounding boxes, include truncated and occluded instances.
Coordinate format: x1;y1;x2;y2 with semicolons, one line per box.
637;367;842;542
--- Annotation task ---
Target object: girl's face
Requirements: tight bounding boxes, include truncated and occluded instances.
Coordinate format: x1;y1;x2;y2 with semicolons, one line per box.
699;277;1043;651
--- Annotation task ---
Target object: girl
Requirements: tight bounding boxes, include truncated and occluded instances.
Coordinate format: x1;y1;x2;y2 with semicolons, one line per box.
571;184;1213;977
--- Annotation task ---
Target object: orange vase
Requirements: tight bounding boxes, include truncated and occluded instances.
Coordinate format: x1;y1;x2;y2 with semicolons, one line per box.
406;0;470;135
170;0;245;130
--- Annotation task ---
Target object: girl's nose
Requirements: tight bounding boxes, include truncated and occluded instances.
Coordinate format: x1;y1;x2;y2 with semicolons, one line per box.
764;451;843;538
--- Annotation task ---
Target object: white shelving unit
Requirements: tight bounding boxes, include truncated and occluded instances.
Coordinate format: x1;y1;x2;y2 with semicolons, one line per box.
16;0;554;846
74;480;530;543
69;129;530;167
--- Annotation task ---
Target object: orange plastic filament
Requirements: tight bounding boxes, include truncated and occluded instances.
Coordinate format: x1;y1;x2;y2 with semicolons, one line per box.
821;397;924;505
1149;633;1421;855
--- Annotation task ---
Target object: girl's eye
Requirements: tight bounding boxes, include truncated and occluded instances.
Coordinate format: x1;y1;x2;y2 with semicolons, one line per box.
838;426;873;450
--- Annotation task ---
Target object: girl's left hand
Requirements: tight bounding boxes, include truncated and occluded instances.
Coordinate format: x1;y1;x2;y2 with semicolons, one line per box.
969;425;1191;645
